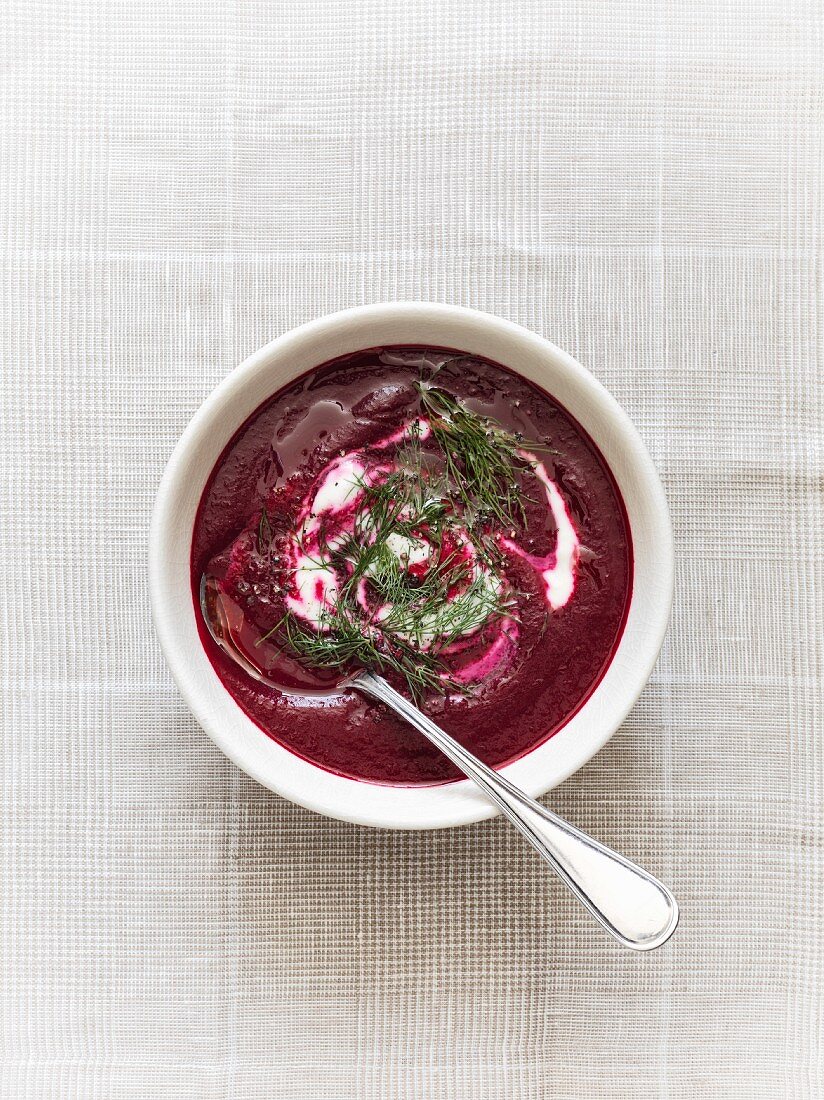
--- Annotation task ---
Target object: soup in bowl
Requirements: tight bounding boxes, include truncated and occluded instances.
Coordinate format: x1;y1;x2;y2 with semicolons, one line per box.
150;304;672;828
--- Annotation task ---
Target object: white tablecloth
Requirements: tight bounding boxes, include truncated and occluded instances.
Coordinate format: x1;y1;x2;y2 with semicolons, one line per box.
2;1;821;1096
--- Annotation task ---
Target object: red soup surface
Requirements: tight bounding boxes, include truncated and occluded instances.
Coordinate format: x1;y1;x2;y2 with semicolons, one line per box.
192;347;632;785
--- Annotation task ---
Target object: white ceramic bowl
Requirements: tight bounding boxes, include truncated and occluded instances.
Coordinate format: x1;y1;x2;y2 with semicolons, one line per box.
150;303;673;829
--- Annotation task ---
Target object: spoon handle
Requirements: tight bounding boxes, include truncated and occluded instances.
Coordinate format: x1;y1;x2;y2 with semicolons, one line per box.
352;670;678;951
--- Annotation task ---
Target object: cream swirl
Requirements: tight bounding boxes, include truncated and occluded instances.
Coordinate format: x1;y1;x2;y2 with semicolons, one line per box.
282;423;580;686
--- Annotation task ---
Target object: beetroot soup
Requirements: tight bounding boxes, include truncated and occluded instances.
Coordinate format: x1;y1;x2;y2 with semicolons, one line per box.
192;347;632;784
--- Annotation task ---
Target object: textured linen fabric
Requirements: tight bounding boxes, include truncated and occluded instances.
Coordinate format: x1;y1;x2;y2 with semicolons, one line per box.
1;1;822;1096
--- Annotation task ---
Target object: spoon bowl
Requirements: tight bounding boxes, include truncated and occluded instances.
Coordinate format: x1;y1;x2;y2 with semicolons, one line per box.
200;574;349;697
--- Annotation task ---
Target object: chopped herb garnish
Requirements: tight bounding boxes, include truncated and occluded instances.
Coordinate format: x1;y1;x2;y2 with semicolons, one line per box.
262;384;547;700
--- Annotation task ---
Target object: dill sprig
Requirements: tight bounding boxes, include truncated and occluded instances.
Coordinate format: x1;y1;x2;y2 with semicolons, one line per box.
275;604;451;700
415;383;536;529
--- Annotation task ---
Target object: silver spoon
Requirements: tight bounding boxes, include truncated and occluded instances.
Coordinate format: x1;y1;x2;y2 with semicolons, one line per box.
201;579;679;950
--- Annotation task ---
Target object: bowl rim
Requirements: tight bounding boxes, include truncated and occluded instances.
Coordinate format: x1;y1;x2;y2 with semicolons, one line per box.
149;302;673;829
